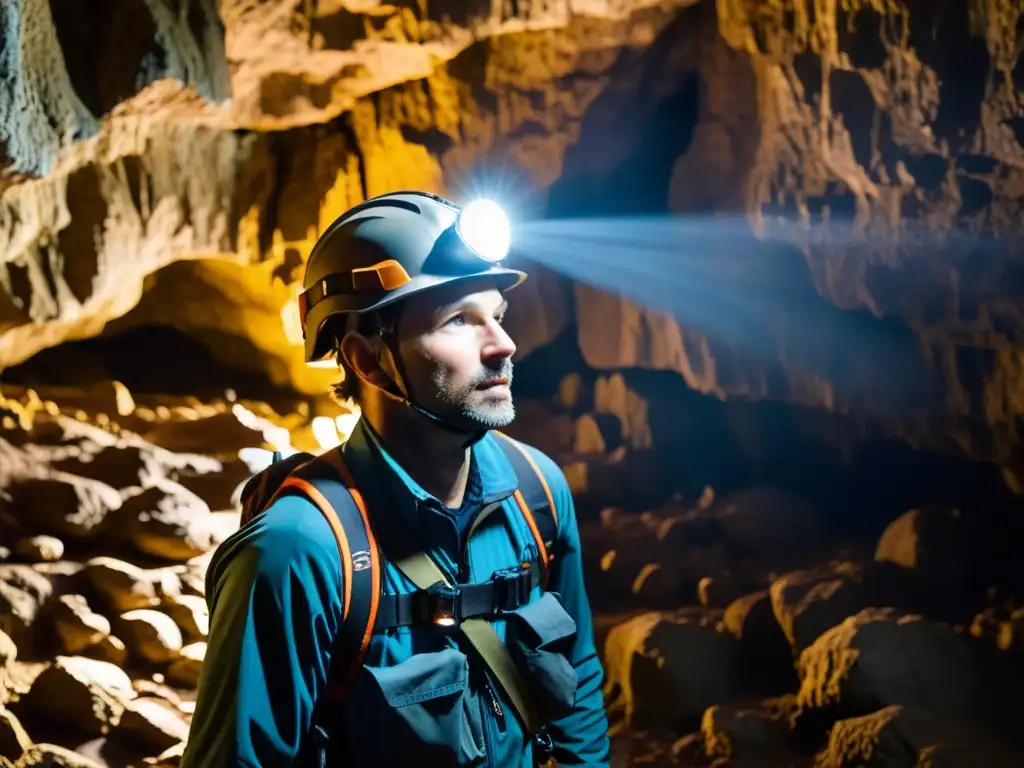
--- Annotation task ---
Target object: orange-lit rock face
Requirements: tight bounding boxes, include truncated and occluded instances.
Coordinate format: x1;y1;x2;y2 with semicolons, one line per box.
0;0;682;384
3;0;1024;477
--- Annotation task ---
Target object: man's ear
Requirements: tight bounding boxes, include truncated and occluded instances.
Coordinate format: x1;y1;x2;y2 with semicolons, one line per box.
339;332;396;391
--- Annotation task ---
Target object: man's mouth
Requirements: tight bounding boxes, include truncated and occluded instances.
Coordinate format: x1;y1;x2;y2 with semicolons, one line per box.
477;376;510;389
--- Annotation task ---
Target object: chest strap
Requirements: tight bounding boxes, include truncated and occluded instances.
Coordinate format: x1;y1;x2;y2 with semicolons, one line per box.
374;563;539;631
390;549;543;737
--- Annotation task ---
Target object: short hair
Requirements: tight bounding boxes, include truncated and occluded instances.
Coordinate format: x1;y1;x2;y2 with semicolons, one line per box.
325;306;401;405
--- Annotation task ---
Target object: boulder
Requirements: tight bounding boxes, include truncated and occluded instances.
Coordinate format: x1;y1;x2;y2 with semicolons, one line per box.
172;456;253;514
0;629;17;667
22;656;136;736
604;608;740;730
770;562;871;654
52;594;112;655
771;557;953;650
796;608;1023;736
89;634;128;667
139;411;267;457
49;444;150;492
817;705;1022;768
47;591;126;665
4;475;123;540
115;697;190;753
83;557;181;613
0;566;54;644
116;610;183;665
12;536;64;563
701;698;796;766
118;481;218;562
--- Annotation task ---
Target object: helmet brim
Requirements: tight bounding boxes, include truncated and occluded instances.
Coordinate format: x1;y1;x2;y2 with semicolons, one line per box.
303;266;526;363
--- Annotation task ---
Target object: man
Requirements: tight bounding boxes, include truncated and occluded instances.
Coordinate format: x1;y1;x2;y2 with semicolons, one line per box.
181;191;610;767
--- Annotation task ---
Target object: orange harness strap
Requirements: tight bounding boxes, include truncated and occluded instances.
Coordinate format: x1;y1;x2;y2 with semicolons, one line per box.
265;451;381;702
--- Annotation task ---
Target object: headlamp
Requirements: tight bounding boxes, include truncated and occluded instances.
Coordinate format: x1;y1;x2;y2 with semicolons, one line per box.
456;199;511;263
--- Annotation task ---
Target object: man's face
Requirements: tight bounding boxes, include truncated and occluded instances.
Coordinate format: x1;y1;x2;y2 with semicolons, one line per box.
395;282;517;430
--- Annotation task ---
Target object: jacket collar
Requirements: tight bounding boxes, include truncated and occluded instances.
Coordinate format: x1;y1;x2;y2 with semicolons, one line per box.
341;416;519;518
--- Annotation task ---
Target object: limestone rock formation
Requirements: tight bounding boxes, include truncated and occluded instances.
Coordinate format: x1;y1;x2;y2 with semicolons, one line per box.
817;705;1022;768
2;372;1024;764
603;607;742;729
4;1;1024;766
2;0;1024;486
0;385;267;763
0;0;686;392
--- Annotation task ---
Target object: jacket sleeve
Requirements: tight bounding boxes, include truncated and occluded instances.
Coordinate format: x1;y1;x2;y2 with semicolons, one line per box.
533;451;611;766
180;496;344;768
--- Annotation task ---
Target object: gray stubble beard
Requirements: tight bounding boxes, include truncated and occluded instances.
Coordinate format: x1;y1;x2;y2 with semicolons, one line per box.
432;361;516;430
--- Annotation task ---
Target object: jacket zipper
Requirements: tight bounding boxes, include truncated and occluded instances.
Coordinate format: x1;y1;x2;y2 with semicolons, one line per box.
483;677;507;732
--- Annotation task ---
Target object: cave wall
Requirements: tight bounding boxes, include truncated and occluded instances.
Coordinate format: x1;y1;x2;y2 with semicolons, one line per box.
3;0;1024;485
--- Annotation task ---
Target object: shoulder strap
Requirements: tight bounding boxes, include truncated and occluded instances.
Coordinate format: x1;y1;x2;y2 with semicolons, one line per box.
492;431;559;580
267;452;381;703
239;451;315;526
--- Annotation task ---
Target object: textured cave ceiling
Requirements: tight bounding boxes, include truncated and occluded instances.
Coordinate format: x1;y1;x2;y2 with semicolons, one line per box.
2;0;1024;482
5;4;1024;766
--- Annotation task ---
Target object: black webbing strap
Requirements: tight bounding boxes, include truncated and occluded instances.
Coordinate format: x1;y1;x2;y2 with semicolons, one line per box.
373;564;539;630
288;457;379;764
493;433;557;550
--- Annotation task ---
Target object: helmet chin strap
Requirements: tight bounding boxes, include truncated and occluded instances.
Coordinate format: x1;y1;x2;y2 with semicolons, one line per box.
354;338;488;448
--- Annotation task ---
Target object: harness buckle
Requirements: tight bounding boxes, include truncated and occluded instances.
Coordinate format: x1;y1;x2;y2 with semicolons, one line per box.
533;726;554;758
492;565;531;614
422;581;461;627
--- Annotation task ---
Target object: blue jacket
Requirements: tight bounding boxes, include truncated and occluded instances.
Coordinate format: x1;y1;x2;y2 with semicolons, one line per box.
181;419;611;766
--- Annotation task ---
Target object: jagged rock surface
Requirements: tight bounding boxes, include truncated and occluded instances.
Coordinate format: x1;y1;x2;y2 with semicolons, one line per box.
2;1;1024;481
4;2;1024;766
2;382;1024;765
0;384;274;764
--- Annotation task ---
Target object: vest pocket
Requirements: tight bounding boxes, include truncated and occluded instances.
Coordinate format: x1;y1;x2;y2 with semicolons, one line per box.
341;647;487;766
506;591;579;724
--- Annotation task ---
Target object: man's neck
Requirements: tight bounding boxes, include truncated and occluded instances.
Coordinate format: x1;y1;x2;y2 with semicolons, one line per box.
366;408;473;508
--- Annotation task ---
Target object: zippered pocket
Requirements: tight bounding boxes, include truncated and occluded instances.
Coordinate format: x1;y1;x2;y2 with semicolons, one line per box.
482;676;507;733
339;648;487;766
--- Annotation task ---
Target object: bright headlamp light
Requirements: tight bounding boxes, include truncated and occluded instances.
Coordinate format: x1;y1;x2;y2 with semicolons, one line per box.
456;199;511;263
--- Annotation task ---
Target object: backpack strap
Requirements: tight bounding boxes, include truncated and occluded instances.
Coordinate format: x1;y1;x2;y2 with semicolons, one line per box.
492;431;559;584
239;451;314;526
245;435;560;753
264;452;382;703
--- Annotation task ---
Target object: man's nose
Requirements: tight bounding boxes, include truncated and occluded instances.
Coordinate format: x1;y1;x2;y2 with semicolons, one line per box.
482;319;516;362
